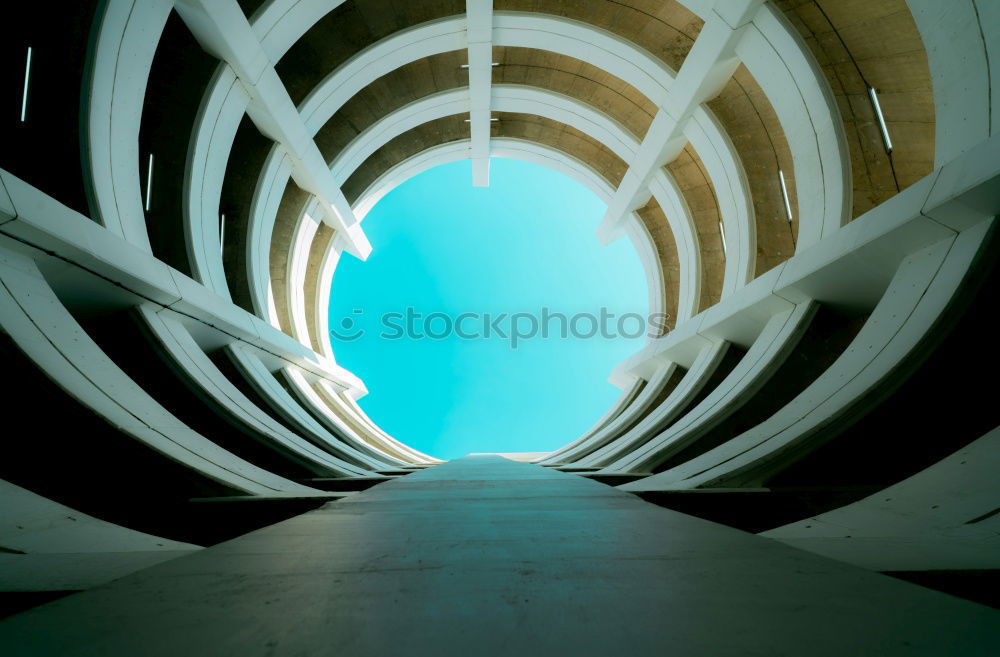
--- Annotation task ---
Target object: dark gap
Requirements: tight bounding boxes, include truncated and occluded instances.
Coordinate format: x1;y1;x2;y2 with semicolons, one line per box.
634;486;880;534
235;0;269;19
556;378;651;464
613;368;687;441
884;570;1000;609
267;176;314;337
220;114;275;313
209;349;370;471
648;344;747;473
679;346;747;417
138;10;219;277
75;309;320;480
767;234;1000;488
0;332;237;544
606;378;649;425
209;348;313;439
653;306;868;473
0;591;80;621
0;1;100;216
271;369;384;466
273;0;464;105
581;366;690;465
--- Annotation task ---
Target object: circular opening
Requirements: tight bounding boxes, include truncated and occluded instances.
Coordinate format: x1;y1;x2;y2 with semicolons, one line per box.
330;158;649;459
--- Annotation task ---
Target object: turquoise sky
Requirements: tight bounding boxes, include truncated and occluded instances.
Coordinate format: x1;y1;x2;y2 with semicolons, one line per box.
329;158;648;460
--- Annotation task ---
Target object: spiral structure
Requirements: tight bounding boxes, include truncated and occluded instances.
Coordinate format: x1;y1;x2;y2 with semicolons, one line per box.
0;0;998;652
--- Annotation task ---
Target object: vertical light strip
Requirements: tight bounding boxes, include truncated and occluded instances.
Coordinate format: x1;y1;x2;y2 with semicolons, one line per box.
778;170;793;222
868;86;893;153
719;221;727;257
219;213;226;255
145;154;154;211
20;47;32;122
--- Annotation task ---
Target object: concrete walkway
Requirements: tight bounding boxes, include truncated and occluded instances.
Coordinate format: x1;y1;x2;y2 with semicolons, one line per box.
0;456;997;656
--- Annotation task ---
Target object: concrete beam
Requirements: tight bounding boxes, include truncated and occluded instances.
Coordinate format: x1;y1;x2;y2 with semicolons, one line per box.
466;1;494;186
596;0;764;246
0;167;368;396
174;0;371;259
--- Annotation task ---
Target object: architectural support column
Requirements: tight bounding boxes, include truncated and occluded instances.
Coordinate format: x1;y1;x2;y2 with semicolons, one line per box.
596;0;763;245
466;0;493;187
174;0;371;259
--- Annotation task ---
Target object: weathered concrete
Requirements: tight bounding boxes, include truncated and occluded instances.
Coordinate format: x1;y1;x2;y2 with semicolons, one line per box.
0;456;996;656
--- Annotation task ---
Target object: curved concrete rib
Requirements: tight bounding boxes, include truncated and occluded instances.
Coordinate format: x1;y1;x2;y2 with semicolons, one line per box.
184;64;249;300
312;224;341;361
761;425;1000;571
222;343;397;471
135;304;373;477
329;89;473;183
252;0;349;59
247;147;295;325
288;9;840;257
298;13;673;132
0;479;197;556
353;141;470;221
327;85;639;178
534;378;646;464
85;0;173;250
623;209;669;329
622;218;995;492
598;300;817;474
286;12;707;313
317;380;437;463
686;107;755;297
539;362;679;466
286;204;321;346
648;171;701;323
555;341;733;467
907;0;998;167
327;85;722;314
277;367;419;466
0;249;315;496
165;3;840;417
739;6;850;247
352;136;609;215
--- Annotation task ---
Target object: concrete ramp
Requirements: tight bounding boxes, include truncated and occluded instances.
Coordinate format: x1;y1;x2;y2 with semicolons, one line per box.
0;456;996;656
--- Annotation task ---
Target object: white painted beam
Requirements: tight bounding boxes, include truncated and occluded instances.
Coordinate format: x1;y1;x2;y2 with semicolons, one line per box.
0;167;368;397
596;0;763;246
174;0;371;259
609;128;1000;385
466;1;494;186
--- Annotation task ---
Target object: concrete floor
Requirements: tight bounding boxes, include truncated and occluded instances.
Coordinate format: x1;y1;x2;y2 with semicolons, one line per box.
0;456;997;656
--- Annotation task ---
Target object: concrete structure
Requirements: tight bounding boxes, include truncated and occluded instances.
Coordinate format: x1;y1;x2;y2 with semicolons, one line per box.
0;0;997;653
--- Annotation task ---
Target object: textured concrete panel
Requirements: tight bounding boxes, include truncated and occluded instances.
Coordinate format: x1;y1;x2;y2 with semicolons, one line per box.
775;0;935;217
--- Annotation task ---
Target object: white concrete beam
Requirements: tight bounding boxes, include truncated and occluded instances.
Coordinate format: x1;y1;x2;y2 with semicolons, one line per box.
466;1;494;186
596;0;763;245
174;0;371;259
0;167;368;397
607;127;1000;385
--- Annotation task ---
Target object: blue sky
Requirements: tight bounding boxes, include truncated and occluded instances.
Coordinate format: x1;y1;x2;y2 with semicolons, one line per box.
329;158;648;460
